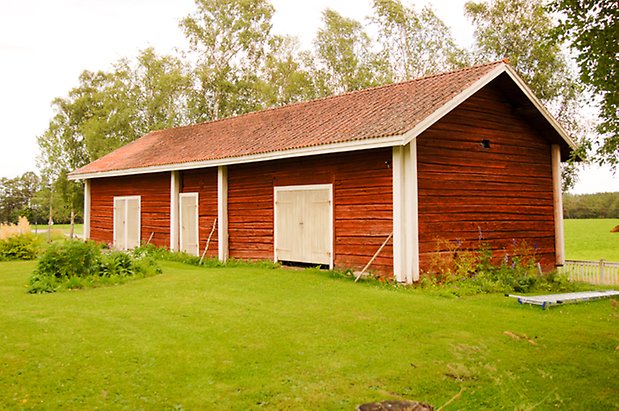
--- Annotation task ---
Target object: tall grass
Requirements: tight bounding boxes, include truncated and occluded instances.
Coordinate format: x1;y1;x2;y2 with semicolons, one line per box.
0;216;31;239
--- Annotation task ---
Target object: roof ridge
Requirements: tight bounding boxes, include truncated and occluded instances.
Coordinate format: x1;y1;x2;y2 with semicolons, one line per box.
148;60;506;136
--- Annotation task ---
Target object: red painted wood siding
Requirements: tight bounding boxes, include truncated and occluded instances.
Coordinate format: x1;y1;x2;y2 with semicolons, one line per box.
90;173;170;247
181;169;219;258
227;149;393;274
417;86;556;271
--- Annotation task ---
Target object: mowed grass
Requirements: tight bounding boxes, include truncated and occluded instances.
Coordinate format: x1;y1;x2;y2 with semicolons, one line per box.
564;218;619;261
1;261;617;410
32;224;83;237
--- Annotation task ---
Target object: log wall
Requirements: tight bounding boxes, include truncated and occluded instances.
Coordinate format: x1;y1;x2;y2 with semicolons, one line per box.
90;172;170;247
227;149;393;274
417;86;556;271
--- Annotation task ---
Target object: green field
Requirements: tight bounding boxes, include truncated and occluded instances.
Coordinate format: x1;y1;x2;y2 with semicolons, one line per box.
564;218;619;262
32;224;83;237
1;260;617;410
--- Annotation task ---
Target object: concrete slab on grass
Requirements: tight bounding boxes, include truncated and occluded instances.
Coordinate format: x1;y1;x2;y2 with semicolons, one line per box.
509;290;619;309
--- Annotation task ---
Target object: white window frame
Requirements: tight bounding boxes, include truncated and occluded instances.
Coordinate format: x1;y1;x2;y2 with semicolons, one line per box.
113;195;141;250
273;184;334;269
179;192;200;256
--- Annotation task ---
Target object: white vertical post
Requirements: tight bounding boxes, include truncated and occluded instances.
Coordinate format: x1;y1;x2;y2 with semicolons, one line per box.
392;142;420;284
551;144;564;266
170;171;180;251
218;166;229;262
392;146;405;282
83;179;91;240
408;140;420;282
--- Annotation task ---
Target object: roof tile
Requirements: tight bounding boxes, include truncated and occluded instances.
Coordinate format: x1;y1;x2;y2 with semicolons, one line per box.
72;61;504;176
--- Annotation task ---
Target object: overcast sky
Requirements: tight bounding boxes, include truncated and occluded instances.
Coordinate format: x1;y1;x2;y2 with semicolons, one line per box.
0;0;616;193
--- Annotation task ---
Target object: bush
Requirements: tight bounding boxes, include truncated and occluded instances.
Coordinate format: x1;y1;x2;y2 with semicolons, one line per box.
0;233;43;261
417;239;578;296
28;240;161;293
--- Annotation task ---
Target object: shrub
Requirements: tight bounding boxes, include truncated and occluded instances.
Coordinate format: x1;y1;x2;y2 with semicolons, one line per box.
418;239;577;296
0;217;43;261
0;233;43;261
28;240;161;293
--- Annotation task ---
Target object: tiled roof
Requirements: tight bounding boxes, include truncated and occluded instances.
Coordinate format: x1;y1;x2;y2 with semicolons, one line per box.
72;61;506;176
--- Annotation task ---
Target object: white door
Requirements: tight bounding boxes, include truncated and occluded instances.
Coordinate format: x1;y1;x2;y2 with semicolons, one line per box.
275;185;332;267
113;196;141;250
180;193;199;256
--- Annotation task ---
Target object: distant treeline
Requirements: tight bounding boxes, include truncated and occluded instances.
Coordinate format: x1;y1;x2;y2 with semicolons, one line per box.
563;192;619;219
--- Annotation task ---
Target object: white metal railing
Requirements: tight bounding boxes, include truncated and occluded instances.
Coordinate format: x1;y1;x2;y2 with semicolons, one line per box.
560;259;619;286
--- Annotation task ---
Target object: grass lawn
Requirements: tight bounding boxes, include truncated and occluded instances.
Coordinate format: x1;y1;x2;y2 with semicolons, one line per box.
564;218;619;261
1;261;617;410
32;224;83;237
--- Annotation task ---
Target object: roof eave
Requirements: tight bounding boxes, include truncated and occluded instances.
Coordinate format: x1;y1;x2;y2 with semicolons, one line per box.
69;62;579;181
402;63;578;155
68;133;404;180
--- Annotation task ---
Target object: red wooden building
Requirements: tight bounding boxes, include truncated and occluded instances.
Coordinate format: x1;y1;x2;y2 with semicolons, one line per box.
69;61;576;282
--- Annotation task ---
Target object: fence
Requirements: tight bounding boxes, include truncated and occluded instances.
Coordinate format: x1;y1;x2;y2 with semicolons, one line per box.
560;259;619;286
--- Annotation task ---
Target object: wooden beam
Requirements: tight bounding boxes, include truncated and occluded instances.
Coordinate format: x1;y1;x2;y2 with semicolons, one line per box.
83;179;91;240
551;144;565;266
218;166;229;262
408;140;420;282
392;146;405;282
170;171;180;251
392;142;420;284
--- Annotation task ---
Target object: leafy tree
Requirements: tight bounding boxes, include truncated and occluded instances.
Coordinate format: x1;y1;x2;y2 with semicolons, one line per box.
260;35;320;106
180;0;275;120
0;172;41;224
465;0;585;189
313;9;387;94
371;0;469;81
464;0;581;115
132;48;193;134
563;192;619;219
551;0;618;168
37;48;191;233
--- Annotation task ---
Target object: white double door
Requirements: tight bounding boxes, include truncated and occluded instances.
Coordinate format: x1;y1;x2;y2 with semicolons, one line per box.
113;196;141;250
275;185;332;267
179;193;199;256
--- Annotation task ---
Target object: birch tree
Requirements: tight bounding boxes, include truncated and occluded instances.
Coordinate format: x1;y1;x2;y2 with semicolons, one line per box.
180;0;275;121
314;9;387;94
371;0;469;81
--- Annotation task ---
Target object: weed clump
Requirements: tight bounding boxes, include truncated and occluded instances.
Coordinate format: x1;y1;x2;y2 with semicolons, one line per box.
28;240;161;293
418;239;576;296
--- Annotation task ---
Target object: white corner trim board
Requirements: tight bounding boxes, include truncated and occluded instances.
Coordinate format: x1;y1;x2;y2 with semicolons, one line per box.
83;179;91;240
217;166;229;262
170;171;180;251
392;142;419;284
551;145;565;266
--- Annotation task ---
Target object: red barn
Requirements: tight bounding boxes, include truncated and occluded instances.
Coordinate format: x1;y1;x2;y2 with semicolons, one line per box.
69;61;576;282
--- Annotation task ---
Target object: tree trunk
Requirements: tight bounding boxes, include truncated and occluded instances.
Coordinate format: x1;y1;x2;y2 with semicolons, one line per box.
47;189;53;243
69;208;75;239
